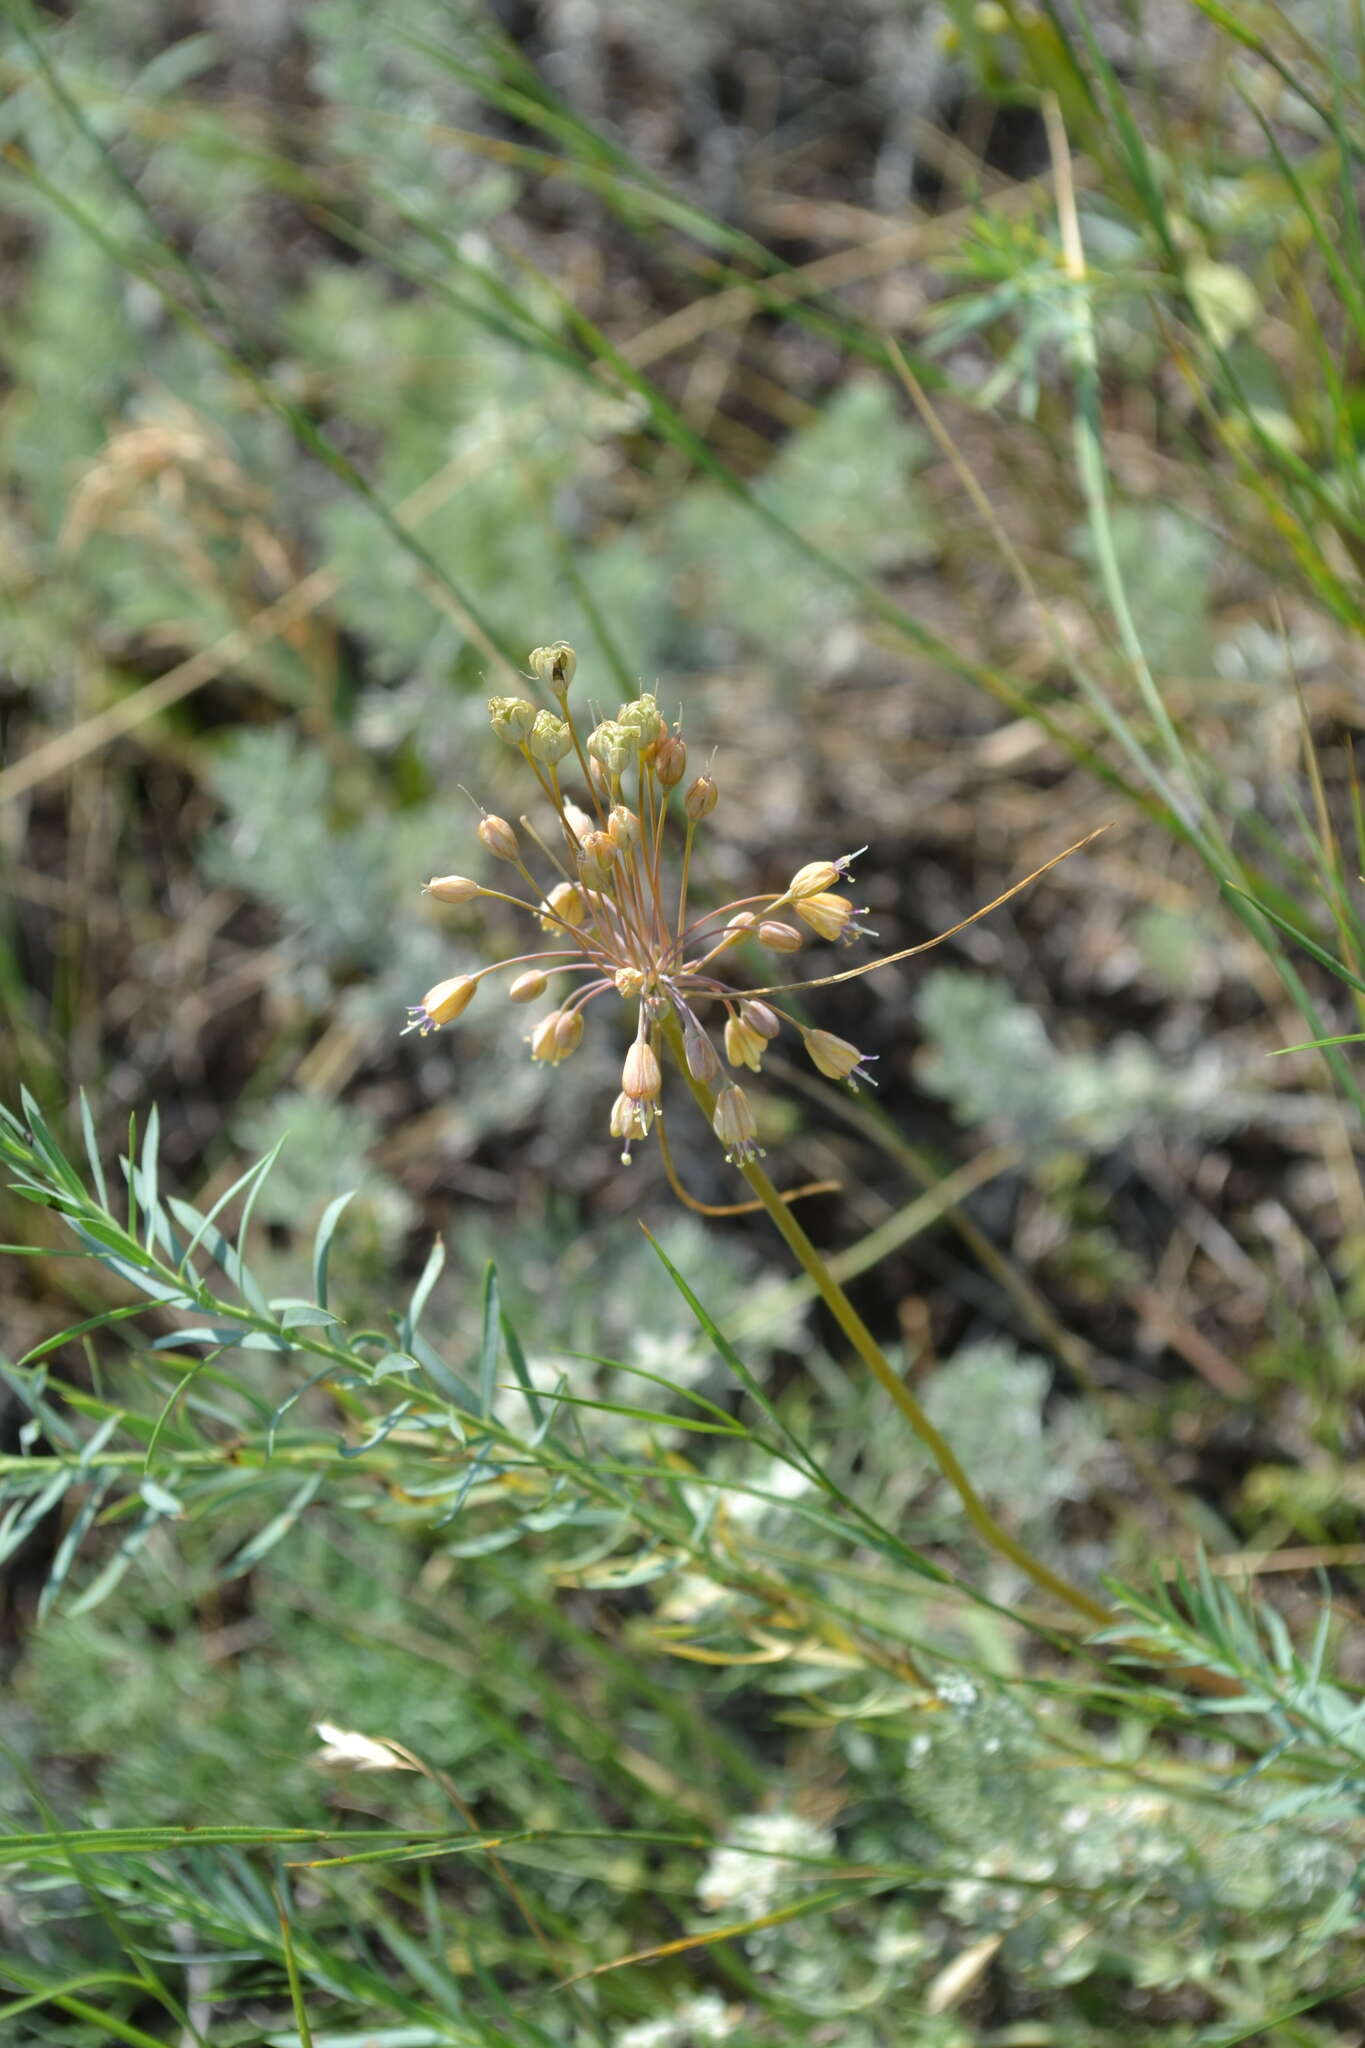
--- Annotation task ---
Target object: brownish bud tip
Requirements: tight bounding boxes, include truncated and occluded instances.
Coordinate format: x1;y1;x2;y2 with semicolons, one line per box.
654;734;687;788
423;874;480;904
478;814;520;863
684;774;718;821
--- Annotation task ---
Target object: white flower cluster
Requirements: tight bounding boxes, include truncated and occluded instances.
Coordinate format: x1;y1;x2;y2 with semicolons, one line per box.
614;1992;736;2047
697;1808;836;1918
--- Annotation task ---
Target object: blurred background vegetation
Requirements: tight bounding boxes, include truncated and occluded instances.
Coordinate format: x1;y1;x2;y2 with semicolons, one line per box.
3;0;1365;2041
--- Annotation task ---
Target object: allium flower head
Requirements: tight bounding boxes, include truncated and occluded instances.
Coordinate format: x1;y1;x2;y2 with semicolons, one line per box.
408;642;1097;1173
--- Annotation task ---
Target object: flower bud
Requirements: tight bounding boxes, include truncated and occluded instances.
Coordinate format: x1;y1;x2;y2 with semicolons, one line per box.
552;1009;584;1058
488;695;537;745
404;974;477;1036
477;813;519;863
683;1019;720;1083
587;719;634;777
724;1015;766;1072
740;999;781;1040
529;641;577;693
713;1083;763;1165
684;774;717;821
804;1029;877;1090
538;880;586;931
654;734;687;788
621;1039;662;1102
577;830;618;887
757;919;802;952
509;969;547;1003
527;709;572;765
529;1007;584;1063
787;860;840;900
725;911;757;936
615;967;645;998
617;694;664;745
608;803;640;847
794;890;854;942
423;874;480;904
563;800;595;844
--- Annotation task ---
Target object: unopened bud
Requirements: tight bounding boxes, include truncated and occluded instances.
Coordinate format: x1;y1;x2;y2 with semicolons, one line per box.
488;695;537;745
740;1000;781;1040
725;911;757;936
615;967;645;998
621;1039;662;1102
617;694;665;745
683;1020;720;1083
539;880;586;931
757;919;802;952
577;830;618;886
478;814;519;863
608;803;640;847
423;874;480;904
509;969;548;1003
529;641;577;693
654;734;687;787
587;719;634;777
788;860;841;900
563;800;595;844
527;710;572;765
684;774;717;821
529;1007;584;1063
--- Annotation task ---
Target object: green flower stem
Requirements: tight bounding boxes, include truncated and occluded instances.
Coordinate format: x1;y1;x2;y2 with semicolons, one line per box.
661;1015;1111;1630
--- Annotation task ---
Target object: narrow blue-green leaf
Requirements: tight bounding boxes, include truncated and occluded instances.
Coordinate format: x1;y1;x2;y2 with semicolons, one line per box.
16;1303;147;1368
1223;885;1365;997
227;1138;283;1312
139;1101;161;1255
67;1231;193;1308
499;1308;543;1429
151;1326;248;1350
1271;1033;1365;1055
0;1469;75;1567
371;1352;420;1381
18;1086;86;1200
275;1302;344;1329
167;1154;279;1285
138;1478;183;1517
406;1332;479;1414
66;1214;153;1265
642;1227;951;1586
220;1471;325;1579
37;1471;114;1620
64;1503;165;1618
478;1263;500;1419
267;1365;355;1458
78;1091;107;1210
312;1189;357;1313
400;1234;445;1352
338;1402;415;1459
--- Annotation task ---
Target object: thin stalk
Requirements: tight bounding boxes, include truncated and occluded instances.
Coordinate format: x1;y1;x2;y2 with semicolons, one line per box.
676;817;697;936
659;1015;1111;1628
